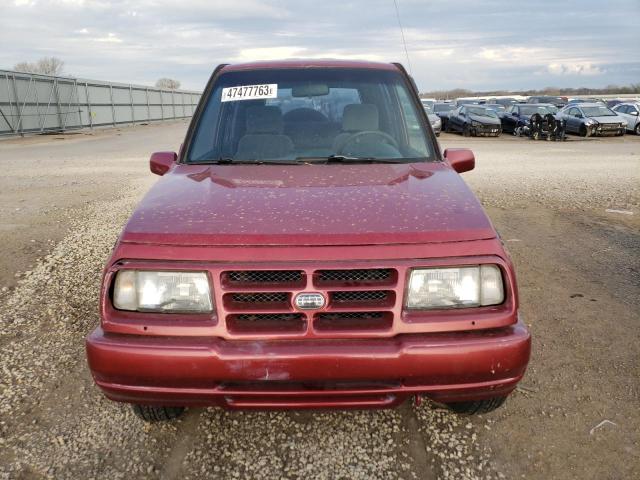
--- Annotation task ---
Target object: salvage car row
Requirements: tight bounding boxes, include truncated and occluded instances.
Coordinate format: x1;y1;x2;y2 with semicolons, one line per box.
420;97;640;139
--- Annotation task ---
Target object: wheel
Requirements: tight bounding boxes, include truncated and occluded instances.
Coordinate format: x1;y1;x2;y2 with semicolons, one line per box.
444;121;451;133
132;404;186;422
579;124;589;137
463;124;471;137
635;123;640;135
445;396;507;415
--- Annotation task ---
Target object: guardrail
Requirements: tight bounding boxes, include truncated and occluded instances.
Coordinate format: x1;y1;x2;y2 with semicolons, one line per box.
0;69;201;136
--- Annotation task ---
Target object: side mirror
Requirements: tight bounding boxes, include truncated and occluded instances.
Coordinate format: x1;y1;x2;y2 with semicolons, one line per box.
460;112;466;117
575;113;583;118
150;151;177;176
631;110;639;116
512;111;518;116
444;148;475;174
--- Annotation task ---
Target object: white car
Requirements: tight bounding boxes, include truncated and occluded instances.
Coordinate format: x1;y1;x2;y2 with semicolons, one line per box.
612;102;640;135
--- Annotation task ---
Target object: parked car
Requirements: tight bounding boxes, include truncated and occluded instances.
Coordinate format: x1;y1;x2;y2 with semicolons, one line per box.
527;96;567;108
484;103;506;113
428;112;442;136
566;98;604;106
612;102;640;134
557;103;627;136
500;103;559;135
606;99;626;109
420;103;442;136
85;59;530;421
432;102;455;129
420;98;436;111
446;105;502;136
494;97;518;107
455;98;481;106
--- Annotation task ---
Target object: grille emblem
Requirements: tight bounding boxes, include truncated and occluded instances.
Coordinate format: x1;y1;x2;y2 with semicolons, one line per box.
293;292;326;310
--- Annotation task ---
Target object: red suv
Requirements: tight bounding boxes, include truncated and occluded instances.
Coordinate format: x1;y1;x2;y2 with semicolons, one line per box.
86;60;530;421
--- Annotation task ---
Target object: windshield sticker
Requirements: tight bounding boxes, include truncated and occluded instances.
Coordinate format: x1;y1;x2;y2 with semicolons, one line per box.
221;84;278;102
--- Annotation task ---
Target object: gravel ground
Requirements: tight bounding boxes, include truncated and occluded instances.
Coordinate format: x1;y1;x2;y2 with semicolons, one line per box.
0;125;638;479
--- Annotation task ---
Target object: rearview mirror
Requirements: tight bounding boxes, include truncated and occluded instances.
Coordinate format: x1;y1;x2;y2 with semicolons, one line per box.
150;151;177;176
291;83;329;97
444;148;475;174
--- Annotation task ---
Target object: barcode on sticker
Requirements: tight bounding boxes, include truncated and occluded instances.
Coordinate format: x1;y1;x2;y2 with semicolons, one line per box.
221;84;278;102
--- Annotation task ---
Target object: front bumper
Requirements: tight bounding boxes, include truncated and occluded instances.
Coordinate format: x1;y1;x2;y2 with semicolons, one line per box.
471;125;501;136
589;124;625;136
86;319;531;409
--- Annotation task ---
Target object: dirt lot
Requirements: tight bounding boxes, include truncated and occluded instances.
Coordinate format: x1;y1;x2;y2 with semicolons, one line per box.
0;124;638;480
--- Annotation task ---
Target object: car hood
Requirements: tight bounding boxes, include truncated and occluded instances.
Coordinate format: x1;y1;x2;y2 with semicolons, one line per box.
468;114;501;125
589;116;623;124
121;162;496;246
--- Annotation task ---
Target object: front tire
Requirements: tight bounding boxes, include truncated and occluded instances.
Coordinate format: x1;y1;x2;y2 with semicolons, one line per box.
635;123;640;135
445;396;507;415
579;124;589;137
463;124;471;137
132;404;186;422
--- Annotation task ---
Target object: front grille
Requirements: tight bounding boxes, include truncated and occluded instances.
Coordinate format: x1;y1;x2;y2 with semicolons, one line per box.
222;267;398;336
232;293;289;304
227;313;306;334
315;268;394;286
332;291;388;303
314;311;392;332
224;270;304;287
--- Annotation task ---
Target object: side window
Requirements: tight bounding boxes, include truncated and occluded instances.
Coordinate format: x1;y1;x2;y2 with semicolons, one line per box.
394;85;429;154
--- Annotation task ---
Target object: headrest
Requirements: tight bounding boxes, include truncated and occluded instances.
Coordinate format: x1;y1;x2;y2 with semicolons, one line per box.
342;104;379;131
246;106;284;134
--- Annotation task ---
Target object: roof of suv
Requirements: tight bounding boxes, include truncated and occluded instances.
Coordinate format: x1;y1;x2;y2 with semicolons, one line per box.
221;59;399;72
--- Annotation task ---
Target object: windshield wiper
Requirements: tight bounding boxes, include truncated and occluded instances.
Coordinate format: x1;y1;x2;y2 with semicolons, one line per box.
191;157;304;165
295;155;405;164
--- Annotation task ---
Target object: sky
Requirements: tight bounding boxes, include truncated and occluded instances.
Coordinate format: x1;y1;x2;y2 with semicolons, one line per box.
1;0;639;92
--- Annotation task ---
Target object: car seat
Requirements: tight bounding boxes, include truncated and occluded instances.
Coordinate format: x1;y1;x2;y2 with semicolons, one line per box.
235;106;294;160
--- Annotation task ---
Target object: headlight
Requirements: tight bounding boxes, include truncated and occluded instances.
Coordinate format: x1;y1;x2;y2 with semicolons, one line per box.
405;265;504;309
432;119;442;127
113;270;213;313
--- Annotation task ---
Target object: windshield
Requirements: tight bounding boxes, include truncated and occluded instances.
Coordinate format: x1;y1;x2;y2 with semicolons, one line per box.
187;68;434;164
520;105;556;116
434;104;454;112
467;107;498;118
581;106;616;117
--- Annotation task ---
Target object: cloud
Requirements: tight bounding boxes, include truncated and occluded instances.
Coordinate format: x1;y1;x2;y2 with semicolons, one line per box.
1;0;638;90
93;32;123;43
547;62;604;76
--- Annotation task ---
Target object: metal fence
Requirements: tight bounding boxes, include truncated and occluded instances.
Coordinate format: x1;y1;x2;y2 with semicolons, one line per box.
0;69;201;136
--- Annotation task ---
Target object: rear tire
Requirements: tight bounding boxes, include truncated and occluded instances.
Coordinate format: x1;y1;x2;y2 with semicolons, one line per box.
132;404;186;422
445;396;507;415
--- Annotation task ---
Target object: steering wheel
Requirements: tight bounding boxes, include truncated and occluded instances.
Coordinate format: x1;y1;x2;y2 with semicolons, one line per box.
336;130;400;155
